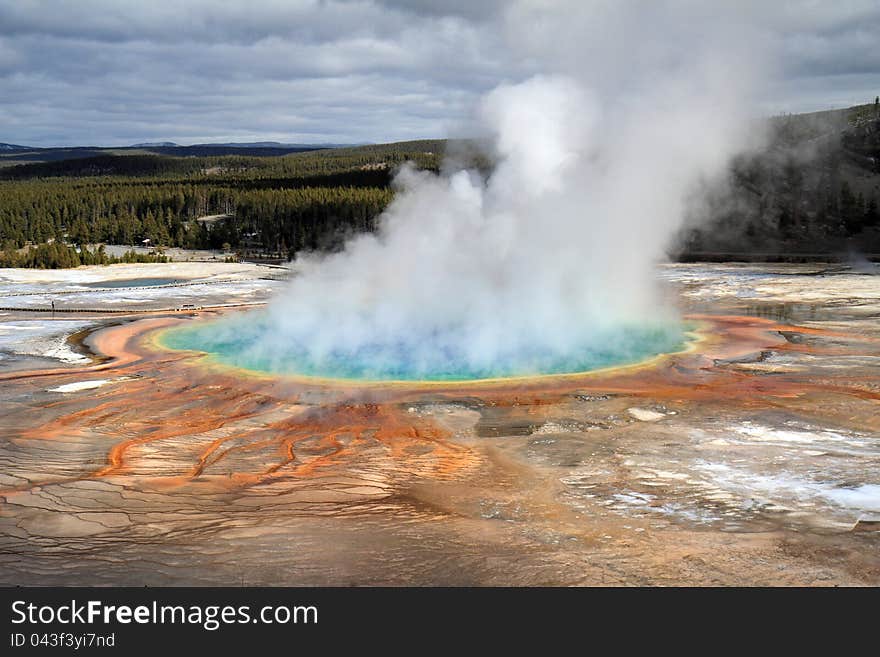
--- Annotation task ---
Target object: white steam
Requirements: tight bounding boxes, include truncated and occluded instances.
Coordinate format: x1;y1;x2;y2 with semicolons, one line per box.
250;2;768;378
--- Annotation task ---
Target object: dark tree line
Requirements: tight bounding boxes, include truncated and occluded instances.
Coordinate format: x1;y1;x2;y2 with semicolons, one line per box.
210;187;393;254
0;242;168;269
681;103;880;256
6;123;878;269
0;180;394;255
0;140;444;182
0;141;441;266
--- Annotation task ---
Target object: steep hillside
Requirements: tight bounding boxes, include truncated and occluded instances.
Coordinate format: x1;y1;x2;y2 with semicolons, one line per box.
678;101;880;258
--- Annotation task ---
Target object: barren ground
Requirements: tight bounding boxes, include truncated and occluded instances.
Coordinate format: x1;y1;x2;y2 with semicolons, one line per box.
0;262;877;585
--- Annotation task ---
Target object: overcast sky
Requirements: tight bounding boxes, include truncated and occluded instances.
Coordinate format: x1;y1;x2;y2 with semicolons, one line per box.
1;0;878;147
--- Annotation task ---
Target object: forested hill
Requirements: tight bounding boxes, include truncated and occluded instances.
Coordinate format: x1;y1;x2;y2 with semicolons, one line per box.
0;139;445;181
0;140;446;267
0;142;330;166
1;100;879;269
677;101;880;258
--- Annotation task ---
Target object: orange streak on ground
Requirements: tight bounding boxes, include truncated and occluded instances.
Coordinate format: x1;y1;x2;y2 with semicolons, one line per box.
0;317;182;384
2;311;877;503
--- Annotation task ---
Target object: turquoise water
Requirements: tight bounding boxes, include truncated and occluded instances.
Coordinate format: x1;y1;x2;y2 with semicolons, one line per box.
84;277;184;288
160;312;689;382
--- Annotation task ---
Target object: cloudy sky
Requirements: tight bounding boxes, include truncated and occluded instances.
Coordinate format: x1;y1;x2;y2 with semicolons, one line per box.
1;0;878;147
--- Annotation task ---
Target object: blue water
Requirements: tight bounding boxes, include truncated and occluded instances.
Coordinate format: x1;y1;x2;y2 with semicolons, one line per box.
160;312;689;382
83;277;184;289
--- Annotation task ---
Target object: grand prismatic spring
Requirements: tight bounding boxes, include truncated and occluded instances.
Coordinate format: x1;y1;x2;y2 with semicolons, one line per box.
2;2;879;589
159;314;691;382
0;262;878;586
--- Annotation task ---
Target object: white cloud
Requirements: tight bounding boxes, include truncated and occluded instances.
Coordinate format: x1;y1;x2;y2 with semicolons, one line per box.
0;0;877;146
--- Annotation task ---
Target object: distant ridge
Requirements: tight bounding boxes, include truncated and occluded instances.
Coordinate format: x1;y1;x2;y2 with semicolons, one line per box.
130;141;360;149
186;141;364;149
0;142;344;165
131;141;179;147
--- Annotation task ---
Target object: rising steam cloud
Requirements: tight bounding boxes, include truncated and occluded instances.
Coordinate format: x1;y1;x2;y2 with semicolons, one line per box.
229;2;770;379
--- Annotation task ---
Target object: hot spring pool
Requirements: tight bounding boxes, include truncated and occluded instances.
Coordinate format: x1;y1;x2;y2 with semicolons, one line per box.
159;311;692;383
83;277;185;289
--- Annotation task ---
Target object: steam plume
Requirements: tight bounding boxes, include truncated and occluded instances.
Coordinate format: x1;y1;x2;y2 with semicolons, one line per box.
231;2;769;378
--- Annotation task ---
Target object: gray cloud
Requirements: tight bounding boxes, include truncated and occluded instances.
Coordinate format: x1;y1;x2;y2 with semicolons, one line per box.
0;0;877;147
